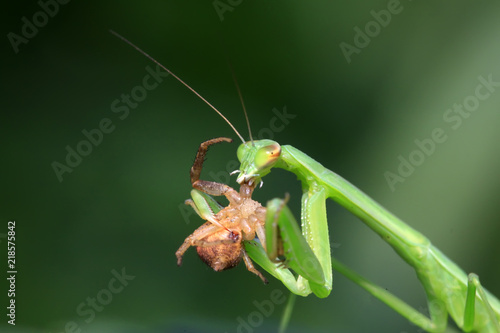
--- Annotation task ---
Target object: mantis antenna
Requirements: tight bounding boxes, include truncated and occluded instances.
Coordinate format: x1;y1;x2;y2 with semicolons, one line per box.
227;60;254;145
109;30;246;144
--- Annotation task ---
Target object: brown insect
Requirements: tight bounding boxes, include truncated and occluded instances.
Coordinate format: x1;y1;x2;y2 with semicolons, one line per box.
175;137;268;283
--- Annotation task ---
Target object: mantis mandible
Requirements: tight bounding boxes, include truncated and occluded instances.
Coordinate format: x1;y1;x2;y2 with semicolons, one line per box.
110;30;500;333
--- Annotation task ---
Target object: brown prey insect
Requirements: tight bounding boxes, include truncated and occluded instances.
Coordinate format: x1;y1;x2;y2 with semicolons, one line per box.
175;137;269;283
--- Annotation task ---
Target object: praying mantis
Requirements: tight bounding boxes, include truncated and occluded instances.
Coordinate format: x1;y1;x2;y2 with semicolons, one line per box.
110;30;500;332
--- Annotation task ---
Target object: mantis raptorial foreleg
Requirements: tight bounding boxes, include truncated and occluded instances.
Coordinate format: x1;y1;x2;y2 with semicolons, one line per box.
298;186;332;298
244;191;331;298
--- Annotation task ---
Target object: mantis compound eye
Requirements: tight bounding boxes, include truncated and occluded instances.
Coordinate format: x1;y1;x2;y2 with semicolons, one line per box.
255;143;281;170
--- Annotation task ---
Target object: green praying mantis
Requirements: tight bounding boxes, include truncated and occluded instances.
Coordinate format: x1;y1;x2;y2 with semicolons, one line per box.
110;31;500;332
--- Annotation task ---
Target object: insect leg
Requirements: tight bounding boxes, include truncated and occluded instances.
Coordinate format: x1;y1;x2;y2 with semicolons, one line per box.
244;239;310;297
463;273;500;332
187;189;227;229
299;186;332;297
241;247;268;284
190;137;235;196
266;195;327;297
330;256;447;332
176;222;228;266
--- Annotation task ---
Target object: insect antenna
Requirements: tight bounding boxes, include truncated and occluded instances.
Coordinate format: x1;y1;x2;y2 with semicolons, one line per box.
109;30;246;144
227;60;254;145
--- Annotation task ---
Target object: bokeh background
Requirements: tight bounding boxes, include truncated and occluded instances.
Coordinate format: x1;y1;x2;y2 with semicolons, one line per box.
2;1;500;332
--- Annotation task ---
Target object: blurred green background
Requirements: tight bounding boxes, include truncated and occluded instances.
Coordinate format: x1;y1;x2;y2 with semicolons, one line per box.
2;1;500;332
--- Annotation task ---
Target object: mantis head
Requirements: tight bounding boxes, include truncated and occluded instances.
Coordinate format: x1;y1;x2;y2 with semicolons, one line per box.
236;140;281;186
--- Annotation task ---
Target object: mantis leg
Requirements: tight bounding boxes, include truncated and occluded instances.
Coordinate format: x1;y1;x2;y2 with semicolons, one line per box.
330;256;448;332
279;292;296;333
464;273;500;332
186;189;226;229
244;239;311;296
245;192;330;298
266;196;325;287
298;186;332;298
